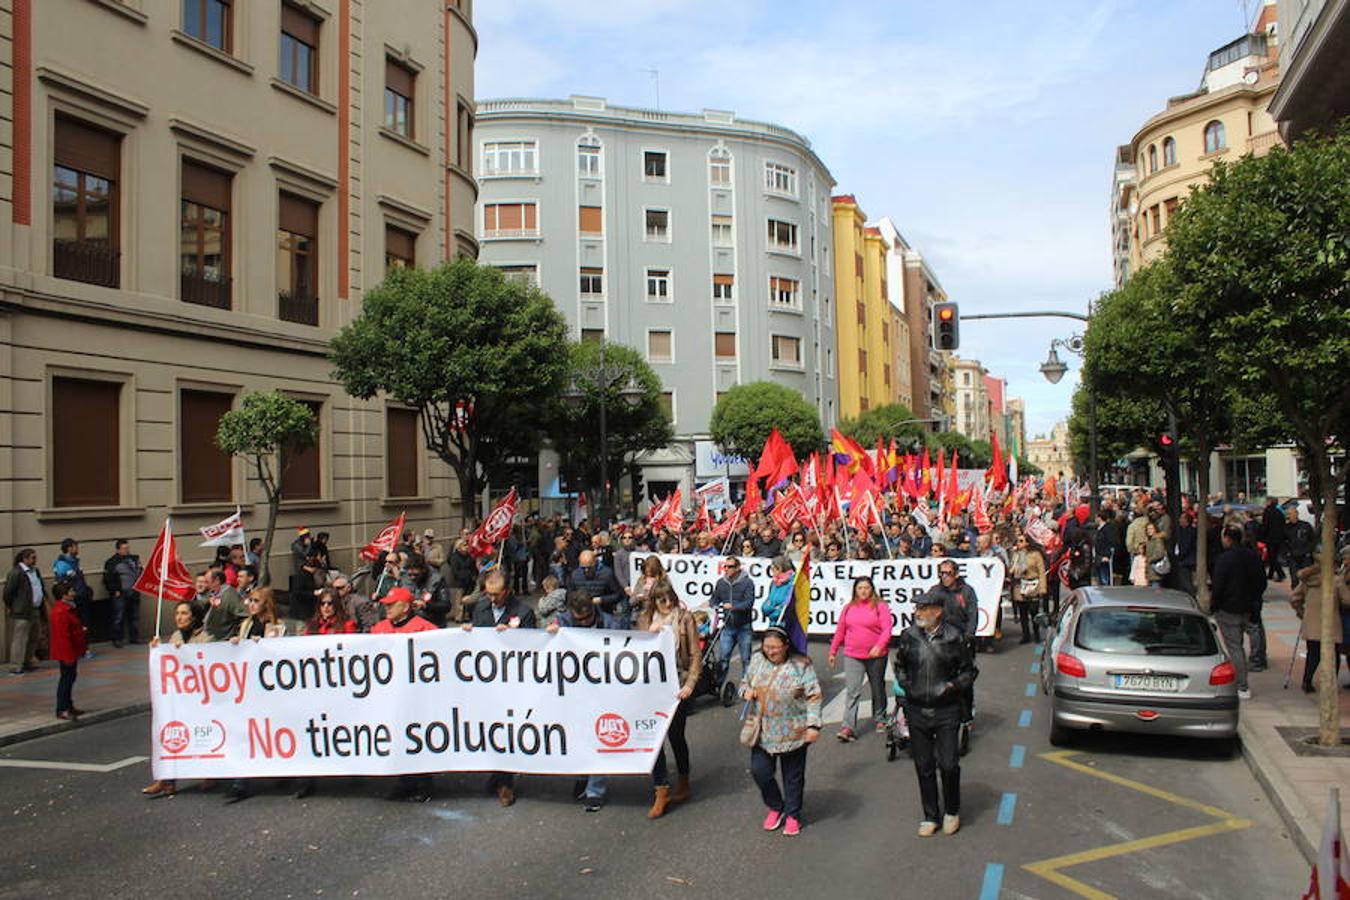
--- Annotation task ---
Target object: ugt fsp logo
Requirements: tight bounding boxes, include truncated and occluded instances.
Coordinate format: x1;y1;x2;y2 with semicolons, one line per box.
594;713;630;748
160;721;190;755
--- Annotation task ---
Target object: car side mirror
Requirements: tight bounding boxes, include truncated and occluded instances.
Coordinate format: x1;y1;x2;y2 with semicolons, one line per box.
1034;613;1051;629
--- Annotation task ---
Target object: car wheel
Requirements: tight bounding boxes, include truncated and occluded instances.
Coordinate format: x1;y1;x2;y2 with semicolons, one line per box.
720;682;738;708
1048;719;1073;748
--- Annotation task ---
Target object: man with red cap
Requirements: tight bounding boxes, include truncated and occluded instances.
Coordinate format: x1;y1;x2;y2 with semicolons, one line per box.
371;586;438;634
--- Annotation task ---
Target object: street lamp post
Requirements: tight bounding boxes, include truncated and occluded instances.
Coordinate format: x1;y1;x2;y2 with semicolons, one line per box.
1039;333;1098;515
561;337;644;528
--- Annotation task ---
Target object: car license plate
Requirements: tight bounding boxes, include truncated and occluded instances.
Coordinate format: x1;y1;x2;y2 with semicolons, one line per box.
1113;674;1180;692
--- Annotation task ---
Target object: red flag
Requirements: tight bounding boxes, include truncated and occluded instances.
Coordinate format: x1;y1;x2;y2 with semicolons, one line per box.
361;511;407;562
659;488;685;533
693;496;712;533
947;450;960;506
874;436;887;480
972;481;993;534
920;447;933;495
468;488;519;557
647;492;672;527
771;489;804;537
742;480;762;517
133;518;195;602
711;506;742;542
849;474;881;533
754;428;797;487
989;430;1007;491
936;449;946;505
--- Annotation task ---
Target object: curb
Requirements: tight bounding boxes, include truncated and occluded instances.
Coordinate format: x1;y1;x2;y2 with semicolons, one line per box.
0;702;150;750
1238;714;1317;865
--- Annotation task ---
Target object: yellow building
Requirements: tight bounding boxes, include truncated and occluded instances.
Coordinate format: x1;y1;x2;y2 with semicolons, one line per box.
831;196;894;418
1125;2;1282;271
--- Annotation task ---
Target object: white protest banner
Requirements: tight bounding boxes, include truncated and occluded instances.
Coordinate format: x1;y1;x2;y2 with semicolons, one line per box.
630;553;1005;638
149;628;678;779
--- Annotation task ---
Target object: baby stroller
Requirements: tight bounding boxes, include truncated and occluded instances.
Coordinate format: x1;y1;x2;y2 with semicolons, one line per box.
885;681;911;761
691;609;738;707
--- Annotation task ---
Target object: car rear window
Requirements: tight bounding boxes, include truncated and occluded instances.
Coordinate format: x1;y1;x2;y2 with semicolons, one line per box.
1075;608;1217;656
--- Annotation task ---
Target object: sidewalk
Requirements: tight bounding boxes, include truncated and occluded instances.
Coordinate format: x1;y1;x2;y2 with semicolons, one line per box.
1240;583;1350;864
0;641;150;747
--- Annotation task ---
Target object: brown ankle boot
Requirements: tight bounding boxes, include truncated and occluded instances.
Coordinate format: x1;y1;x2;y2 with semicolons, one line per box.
669;774;691;804
647;785;671;819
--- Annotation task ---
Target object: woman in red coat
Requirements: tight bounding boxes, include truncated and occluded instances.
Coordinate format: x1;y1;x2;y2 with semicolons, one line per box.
48;580;87;720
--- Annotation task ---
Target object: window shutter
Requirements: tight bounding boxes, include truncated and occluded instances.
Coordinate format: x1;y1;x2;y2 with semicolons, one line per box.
386;408;419;498
281;3;319;45
279;192;318;237
182;160;231;210
180;389;233;503
715;332;736;358
280;400;322;500
385;59;414;97
385;226;416;262
578;206;602;233
54;116;120;180
53;377;120;507
713;274;734;286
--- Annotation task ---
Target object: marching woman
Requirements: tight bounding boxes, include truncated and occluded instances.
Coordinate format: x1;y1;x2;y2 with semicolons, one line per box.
1010;534;1048;643
638;582;702;819
142;601;208;799
828;576;892;742
304;587;358;636
224;589;284;803
740;626;823;837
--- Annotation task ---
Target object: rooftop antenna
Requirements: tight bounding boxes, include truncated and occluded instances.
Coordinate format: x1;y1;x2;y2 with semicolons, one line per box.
641;67;660;110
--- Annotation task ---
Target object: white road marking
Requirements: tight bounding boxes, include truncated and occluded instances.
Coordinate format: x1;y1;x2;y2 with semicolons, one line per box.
0;755;147;773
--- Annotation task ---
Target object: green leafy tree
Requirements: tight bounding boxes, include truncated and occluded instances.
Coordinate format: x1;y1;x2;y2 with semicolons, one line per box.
329;260;570;518
215;391;318;586
1165;126;1350;744
929;430;990;468
709;382;823;460
1016;457;1042;478
837;403;929;451
544;340;672;519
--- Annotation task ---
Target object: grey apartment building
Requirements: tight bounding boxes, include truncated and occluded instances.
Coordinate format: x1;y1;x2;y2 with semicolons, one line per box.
474;96;838;504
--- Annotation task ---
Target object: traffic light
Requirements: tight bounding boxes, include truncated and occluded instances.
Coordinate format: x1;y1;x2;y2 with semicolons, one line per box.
932;302;959;350
1157;428;1177;457
630;468;645;505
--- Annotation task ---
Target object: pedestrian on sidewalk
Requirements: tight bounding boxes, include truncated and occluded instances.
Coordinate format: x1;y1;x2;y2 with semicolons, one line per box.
52;539;94;657
48;581;86;720
4;548;46;674
1260;496;1286;582
1211;524;1264;700
741;625;822;837
102;540;142;647
828;575;892;742
638;581;701;819
1289;548;1349;693
1285;506;1316;588
894;590;978;837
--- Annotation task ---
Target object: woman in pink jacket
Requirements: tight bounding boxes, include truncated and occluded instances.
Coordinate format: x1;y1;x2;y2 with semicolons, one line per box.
828;576;893;742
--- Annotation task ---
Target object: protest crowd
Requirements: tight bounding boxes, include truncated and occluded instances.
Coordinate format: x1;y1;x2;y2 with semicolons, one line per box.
6;424;1344;839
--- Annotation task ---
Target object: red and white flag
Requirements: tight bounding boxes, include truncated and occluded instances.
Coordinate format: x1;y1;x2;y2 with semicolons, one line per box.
972;481;993;534
571;492;589;526
360;511;407;562
468;488;520;557
199;507;246;548
1305;787;1350;900
134;518;195;602
657;489;685;533
692;496;712;533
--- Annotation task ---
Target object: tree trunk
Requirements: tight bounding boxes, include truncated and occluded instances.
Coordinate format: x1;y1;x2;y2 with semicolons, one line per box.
1196;447;1211;611
1315;446;1341;747
453;457;480;530
260;495;280;588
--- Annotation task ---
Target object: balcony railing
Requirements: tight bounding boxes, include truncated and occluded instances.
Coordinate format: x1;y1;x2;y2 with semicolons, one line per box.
278;291;319;326
53;239;120;288
181;271;232;310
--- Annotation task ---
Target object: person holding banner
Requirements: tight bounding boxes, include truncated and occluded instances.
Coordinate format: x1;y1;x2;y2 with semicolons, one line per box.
828;577;892;743
638;582;702;819
304;588;358;636
741;626;823;837
224;588;284;804
547;591;610;812
142;601;207;799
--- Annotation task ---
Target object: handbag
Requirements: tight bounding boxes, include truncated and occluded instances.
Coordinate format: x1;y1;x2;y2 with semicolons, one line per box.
1151;555;1172;576
1019;577;1040;598
738;697;762;748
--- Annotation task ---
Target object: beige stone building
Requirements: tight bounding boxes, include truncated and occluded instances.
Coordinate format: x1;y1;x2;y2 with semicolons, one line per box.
1123;1;1282;273
952;356;990;443
1026;420;1074;480
0;0;476;652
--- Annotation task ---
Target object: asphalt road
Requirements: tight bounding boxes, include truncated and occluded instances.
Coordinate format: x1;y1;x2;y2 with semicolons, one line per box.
0;638;1308;899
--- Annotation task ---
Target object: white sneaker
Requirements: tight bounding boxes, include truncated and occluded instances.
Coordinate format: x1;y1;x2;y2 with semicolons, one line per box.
918;821;939;837
943;814;961;835
1237;689;1252;700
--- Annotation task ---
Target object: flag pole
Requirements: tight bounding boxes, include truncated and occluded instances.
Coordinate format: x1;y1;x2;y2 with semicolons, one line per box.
154;518;170;642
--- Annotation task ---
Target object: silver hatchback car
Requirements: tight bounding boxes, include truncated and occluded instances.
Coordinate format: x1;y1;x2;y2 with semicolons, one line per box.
1038;587;1239;746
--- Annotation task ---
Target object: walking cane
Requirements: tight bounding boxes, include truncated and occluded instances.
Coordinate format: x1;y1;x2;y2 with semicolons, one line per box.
1283;622;1304;690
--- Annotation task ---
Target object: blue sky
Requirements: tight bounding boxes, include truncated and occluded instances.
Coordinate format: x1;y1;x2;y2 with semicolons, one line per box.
475;1;1261;439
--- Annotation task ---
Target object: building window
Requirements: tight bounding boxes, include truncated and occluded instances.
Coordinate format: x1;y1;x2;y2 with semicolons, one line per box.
647;330;673;363
385;225;416;272
481;140;537;176
578;205;603;235
1204;120;1226;153
580;328;604;345
180;160;231;308
858;348;868;371
1149;204;1161;235
712;273;734;304
769;276;800;309
457;102;473;172
496;264;538;287
1163;197;1178;226
52;116;120;288
709;150;731;185
52;376;121;507
826;347;834;377
279;4;318;94
710;214;733;246
183;0;232;52
579;266;603;296
482;202;538;238
279;399;322;500
764;161;797;195
767;218;799;252
659;391;674;420
180;388;233;503
854;253;864;278
643;150;668;181
578;141;601;177
1147;144;1157;173
644;208;670;241
277;192;319;325
714;332;737;360
772;335;802;367
1162;136;1176;166
646;268;671;301
384;59;415;138
386;407;419;498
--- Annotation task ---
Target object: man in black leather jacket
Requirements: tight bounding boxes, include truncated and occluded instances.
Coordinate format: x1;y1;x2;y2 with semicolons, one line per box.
894;590;978;837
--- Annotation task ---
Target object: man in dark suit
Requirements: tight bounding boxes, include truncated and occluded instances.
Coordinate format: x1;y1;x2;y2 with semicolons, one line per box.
1260;497;1286;581
466;568;536;806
